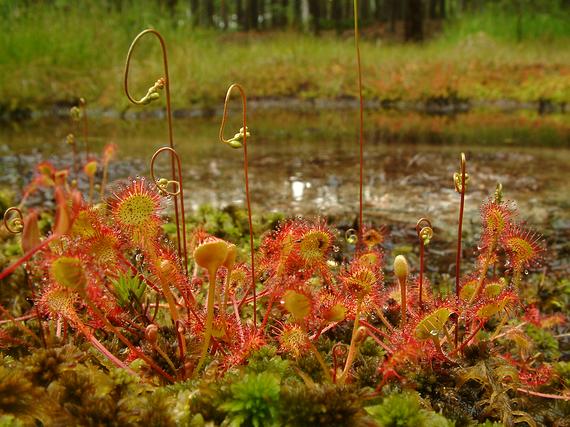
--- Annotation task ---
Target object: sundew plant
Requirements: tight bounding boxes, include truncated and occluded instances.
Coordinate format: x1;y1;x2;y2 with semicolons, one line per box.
0;2;568;426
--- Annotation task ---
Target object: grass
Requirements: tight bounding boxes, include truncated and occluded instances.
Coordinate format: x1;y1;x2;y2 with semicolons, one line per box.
0;1;569;112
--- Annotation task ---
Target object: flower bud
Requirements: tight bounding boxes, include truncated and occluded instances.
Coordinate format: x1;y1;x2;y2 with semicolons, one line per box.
393;255;409;283
355;326;368;344
145;324;159;345
84;160;98;178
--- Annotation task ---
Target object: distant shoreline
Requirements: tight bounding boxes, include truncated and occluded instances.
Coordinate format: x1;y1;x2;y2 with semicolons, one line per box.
2;96;567;122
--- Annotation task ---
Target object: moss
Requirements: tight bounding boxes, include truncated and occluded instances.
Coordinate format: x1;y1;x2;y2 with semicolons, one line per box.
365;392;453;427
138;389;177;427
0;366;43;418
188;377;232;425
0;415;23;427
246;345;290;378
25;344;85;387
525;324;560;360
220;372;281;427
554;361;570;388
279;383;365;427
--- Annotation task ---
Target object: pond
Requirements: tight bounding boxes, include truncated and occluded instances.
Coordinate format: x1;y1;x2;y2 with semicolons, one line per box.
1;108;569;275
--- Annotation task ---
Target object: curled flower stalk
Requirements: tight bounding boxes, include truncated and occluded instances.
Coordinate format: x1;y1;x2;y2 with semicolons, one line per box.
66;133;79;176
70;98;89;163
150;146;189;274
415;218;433;308
80;98;89;158
353;0;365;242
454;153;468;299
454;153;467;347
3;207;24;234
219;83;257;327
124;28;185;266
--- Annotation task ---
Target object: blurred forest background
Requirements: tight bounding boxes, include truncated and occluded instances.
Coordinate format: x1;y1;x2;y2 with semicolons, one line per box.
0;0;569;114
133;0;570;41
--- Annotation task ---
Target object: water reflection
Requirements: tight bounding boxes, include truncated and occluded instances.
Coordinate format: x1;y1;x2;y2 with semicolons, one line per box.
1;110;569;244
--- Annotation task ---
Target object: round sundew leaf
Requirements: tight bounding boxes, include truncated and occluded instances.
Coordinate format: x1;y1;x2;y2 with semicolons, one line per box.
283;290;311;321
323;303;347;323
484;281;505;298
51;257;86;291
71;210;96;238
459;282;477;301
116;194;156;227
476;298;509;319
211;325;226;339
359;252;380;268
415;308;452;341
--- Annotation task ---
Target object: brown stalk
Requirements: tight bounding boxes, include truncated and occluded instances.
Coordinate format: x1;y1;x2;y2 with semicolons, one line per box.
415;218;433;308
150;146;189;275
219;83;257;328
353;0;365;242
124;29;184;265
454;153;467;348
79;98;89;159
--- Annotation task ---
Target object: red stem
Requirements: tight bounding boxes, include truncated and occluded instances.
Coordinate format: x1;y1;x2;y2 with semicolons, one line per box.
454;153;466;348
232;295;245;345
0;235;57;281
353;1;365;240
360;319;392;341
516;388;570;401
260;291;276;331
364;329;394;354
219;84;256;328
124;29;184;270
419;241;424;306
450;320;482;356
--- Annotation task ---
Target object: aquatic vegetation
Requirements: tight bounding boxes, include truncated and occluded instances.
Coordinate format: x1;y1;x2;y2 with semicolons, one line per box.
0;3;568;426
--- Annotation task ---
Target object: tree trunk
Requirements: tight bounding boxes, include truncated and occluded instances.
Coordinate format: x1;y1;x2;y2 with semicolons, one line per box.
374;0;383;22
429;0;438;19
248;0;259;30
190;0;200;26
439;0;446;19
308;0;321;35
221;0;228;29
237;0;246;30
361;0;371;24
389;0;397;33
404;0;423;41
164;0;177;18
292;0;302;27
332;0;342;34
259;0;265;29
204;0;214;27
273;0;289;27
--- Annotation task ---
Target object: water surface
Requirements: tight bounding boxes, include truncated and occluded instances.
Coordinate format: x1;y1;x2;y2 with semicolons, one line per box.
1;109;569;273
